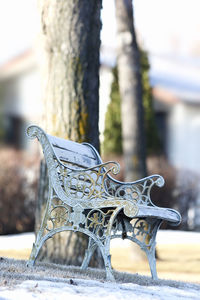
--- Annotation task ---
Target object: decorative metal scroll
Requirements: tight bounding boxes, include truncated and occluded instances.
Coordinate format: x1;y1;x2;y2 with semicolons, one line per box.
112;215;160;248
44;196;116;242
105;174;164;207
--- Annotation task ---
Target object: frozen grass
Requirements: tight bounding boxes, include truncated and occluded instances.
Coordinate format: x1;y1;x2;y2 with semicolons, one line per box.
0;232;200;299
0;257;200;293
0;231;200;285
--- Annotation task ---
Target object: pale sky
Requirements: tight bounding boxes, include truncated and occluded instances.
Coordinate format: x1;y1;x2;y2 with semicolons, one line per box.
0;0;200;71
134;0;200;57
0;0;39;65
102;0;200;57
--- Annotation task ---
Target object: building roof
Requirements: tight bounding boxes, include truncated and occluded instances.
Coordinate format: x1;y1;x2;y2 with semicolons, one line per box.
149;53;200;104
0;49;37;81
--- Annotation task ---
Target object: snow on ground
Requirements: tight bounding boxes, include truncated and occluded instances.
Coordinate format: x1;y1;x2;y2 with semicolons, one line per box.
0;229;199;250
0;232;35;250
156;230;200;245
0;277;200;300
0;231;200;299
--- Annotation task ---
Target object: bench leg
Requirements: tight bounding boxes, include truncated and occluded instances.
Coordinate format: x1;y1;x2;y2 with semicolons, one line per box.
102;252;115;281
145;241;157;280
81;237;115;281
81;237;97;270
115;217;161;280
100;239;115;282
27;194;52;267
27;240;42;267
27;223;48;267
140;219;162;280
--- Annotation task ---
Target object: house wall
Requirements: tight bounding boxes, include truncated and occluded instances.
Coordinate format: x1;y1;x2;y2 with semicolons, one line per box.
1;66;41;148
168;101;200;174
168;101;200;229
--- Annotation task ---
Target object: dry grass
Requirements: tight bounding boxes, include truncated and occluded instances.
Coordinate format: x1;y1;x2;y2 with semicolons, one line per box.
1;257;200;293
1;238;200;285
0;249;31;260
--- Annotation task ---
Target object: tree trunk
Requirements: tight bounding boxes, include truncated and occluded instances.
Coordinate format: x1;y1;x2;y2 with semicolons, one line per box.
36;0;103;268
39;0;101;149
115;0;147;181
115;0;152;261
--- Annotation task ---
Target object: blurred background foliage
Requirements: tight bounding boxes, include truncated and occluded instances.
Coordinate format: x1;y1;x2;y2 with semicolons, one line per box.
0;147;39;234
103;49;161;156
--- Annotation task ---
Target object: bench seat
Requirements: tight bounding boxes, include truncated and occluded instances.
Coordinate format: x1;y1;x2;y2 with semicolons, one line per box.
137;206;180;223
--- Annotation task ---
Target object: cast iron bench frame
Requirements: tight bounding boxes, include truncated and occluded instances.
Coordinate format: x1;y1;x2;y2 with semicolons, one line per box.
26;125;181;281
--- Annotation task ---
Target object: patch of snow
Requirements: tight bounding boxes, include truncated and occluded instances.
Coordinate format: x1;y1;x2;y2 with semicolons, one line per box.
0;278;199;300
0;232;35;250
156;230;200;245
0;230;200;252
110;230;200;248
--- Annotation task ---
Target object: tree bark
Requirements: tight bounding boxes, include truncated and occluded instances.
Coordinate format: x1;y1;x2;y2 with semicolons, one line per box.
115;0;147;181
39;0;101;149
36;0;103;268
115;0;151;261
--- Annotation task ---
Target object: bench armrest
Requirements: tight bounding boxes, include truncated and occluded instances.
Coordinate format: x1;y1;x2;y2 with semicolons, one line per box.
104;173;165;207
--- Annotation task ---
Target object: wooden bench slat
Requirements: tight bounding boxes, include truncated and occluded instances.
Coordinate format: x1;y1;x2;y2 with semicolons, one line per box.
48;135;96;159
138;206;181;225
53;146;98;168
47;135;99;168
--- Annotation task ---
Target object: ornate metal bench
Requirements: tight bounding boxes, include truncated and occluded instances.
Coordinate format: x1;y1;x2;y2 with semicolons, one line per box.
26;125;181;281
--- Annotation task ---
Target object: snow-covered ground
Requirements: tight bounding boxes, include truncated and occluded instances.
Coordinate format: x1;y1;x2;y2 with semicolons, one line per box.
0;230;200;299
0;277;200;300
0;232;35;250
0;229;199;250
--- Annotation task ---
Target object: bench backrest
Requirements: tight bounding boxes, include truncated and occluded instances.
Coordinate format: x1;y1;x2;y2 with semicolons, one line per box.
47;134;101;168
27;125;170;211
27;125;107;202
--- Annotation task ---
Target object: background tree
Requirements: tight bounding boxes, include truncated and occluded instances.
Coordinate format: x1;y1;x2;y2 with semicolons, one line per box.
114;0;157;261
141;51;161;154
36;0;103;268
103;67;122;155
103;52;160;157
115;0;146;181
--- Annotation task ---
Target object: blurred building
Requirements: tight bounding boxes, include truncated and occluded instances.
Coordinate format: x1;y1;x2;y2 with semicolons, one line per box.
151;54;200;230
151;54;200;173
0;50;41;148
